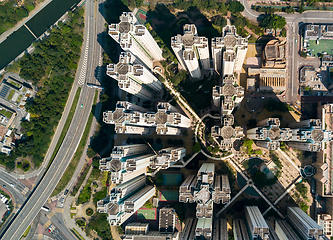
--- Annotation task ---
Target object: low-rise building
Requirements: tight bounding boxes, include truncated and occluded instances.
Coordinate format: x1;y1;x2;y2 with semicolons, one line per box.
248;68;286;92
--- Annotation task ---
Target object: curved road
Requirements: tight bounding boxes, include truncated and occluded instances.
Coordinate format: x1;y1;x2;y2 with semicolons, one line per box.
0;0;103;238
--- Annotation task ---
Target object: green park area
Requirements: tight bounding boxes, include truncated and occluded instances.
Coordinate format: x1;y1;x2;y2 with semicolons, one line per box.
137;209;156;220
0;109;12;119
308;39;333;56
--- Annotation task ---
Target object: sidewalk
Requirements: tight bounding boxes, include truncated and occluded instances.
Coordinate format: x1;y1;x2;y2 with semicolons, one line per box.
0;0;53;44
62;196;91;240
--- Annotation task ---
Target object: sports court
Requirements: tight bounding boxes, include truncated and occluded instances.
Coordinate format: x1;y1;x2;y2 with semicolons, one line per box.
136;208;156;220
308;39;333;56
159;190;179;202
135;9;149;25
161;173;183;186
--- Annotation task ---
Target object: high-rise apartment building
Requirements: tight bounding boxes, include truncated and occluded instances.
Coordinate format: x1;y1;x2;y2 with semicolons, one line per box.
212;219;228;240
179;164;231;240
211;114;244;151
171;24;209;78
107;52;162;100
159;207;176;233
212;75;244;113
195;218;212;240
212;25;248;75
287;206;325;240
247;118;332;152
149;147;186;170
103;102;191;135
245;206;270;240
233;219;250;240
109;12;163;70
275;220;300;240
97;174;155;226
100;144;185;183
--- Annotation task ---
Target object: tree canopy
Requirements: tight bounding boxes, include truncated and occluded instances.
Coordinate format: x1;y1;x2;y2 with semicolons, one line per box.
259;14;286;30
228;1;245;13
0;8;84;170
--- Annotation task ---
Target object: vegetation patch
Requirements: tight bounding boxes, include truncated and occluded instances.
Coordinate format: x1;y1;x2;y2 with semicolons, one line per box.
86;212;112;240
71;164;90;196
50;87;81;167
0;0;38;34
86;208;94;216
77;182;92;204
76;219;86;227
0;8;84;170
22;225;31;238
0;109;12;119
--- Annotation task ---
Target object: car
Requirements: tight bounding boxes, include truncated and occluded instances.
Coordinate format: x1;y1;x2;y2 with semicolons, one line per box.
261;97;265;99
295;39;298;43
282;95;286;98
80;104;83;108
64;189;69;195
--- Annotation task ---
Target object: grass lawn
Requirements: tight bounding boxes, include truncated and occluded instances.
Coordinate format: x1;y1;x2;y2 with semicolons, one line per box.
7;90;14;101
0;109;12;119
137;209;156;220
308;39;333;56
77;179;92;204
16;94;22;103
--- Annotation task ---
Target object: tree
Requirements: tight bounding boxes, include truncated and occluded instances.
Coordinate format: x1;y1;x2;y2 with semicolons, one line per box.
228;1;245;13
252;171;267;188
300;51;308;58
192;142;201;153
212;16;227;28
282;6;295;14
259;14;286;30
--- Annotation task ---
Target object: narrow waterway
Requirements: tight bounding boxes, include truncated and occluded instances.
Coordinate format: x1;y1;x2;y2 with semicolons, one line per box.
0;0;82;70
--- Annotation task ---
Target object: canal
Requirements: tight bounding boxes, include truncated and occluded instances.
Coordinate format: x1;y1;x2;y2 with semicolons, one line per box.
0;0;82;70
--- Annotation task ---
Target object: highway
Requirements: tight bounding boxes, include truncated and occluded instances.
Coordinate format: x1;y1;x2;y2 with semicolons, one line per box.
0;0;104;237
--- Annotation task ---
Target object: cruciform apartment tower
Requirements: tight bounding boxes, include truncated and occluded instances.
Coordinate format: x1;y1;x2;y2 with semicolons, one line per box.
103;101;191;135
212;25;248;76
179;163;231;240
171;24;210;79
99;143;186;184
109;12;163;70
247;118;332;152
106;52;162;100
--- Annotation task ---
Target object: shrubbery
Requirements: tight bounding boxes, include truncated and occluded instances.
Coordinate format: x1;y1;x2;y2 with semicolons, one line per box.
0;8;84;170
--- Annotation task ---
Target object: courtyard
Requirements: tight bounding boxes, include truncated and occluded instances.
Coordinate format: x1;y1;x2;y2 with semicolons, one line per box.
307;39;333;57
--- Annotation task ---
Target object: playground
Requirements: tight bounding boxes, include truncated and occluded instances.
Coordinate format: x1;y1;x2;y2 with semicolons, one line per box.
161;173;183;186
159;190;179;202
136;208;156;220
